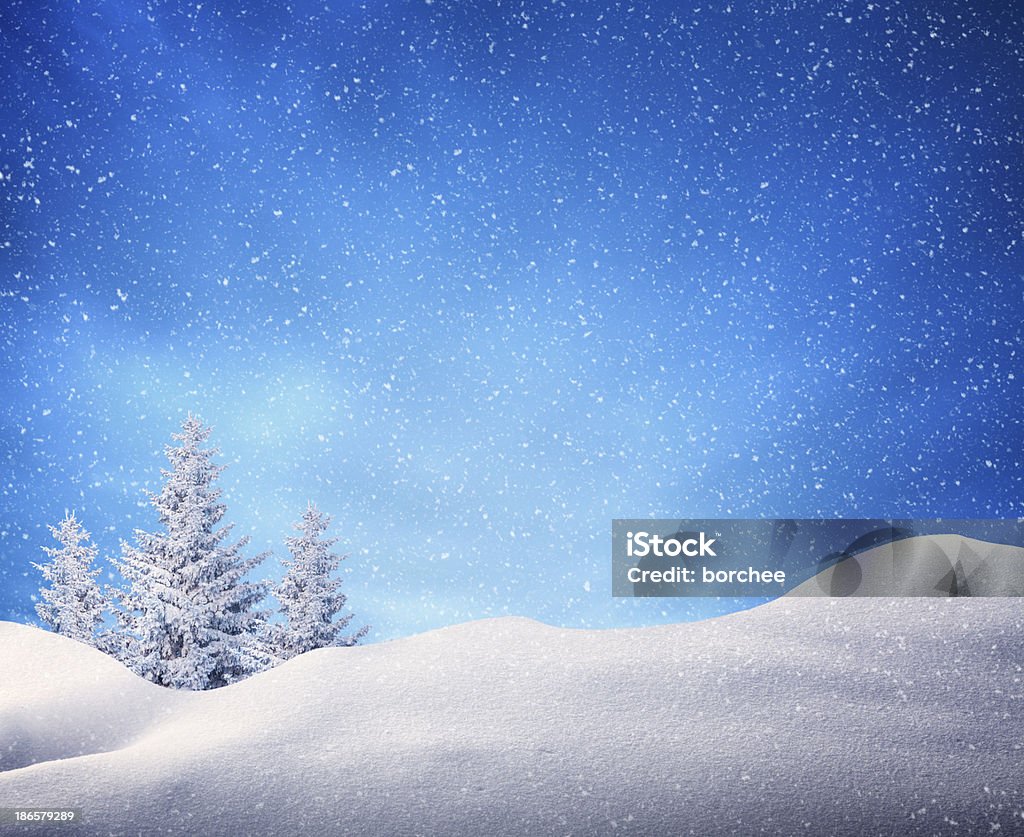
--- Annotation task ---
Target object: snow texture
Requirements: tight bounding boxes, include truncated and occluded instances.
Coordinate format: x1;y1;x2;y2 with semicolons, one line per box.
3;569;1023;834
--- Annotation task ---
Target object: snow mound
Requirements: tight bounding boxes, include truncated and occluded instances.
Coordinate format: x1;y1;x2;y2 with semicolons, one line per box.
2;596;1024;834
0;622;187;772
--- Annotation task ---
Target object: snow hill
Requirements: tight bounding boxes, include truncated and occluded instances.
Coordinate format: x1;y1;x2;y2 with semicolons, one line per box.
2;543;1023;836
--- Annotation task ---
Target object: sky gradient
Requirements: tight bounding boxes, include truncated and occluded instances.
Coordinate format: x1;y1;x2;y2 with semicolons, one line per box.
2;0;1022;639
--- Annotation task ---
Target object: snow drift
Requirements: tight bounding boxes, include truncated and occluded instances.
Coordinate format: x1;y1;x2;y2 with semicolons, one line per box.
2;537;1023;836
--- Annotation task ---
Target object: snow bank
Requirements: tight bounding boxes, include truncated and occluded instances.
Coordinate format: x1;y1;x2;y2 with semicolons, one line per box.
2;555;1023;835
0;622;188;773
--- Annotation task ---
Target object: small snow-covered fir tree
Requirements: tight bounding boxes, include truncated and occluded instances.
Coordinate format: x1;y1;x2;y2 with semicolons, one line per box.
113;415;272;690
274;503;368;659
32;513;107;646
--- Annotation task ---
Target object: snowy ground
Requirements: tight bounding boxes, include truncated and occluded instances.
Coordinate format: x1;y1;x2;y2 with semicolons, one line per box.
3;561;1024;834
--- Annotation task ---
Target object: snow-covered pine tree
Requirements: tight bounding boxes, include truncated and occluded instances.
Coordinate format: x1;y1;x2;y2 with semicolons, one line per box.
113;415;272;690
274;503;368;659
32;512;107;646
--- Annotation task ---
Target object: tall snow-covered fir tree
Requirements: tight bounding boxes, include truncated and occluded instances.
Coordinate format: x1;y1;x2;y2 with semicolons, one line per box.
113;415;272;690
274;503;368;659
32;512;107;646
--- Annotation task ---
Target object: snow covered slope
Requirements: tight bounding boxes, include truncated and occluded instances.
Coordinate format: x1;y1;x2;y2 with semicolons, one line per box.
2;595;1023;834
0;622;190;773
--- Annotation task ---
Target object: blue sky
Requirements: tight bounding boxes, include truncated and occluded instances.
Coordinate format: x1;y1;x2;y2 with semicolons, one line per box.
2;0;1021;640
